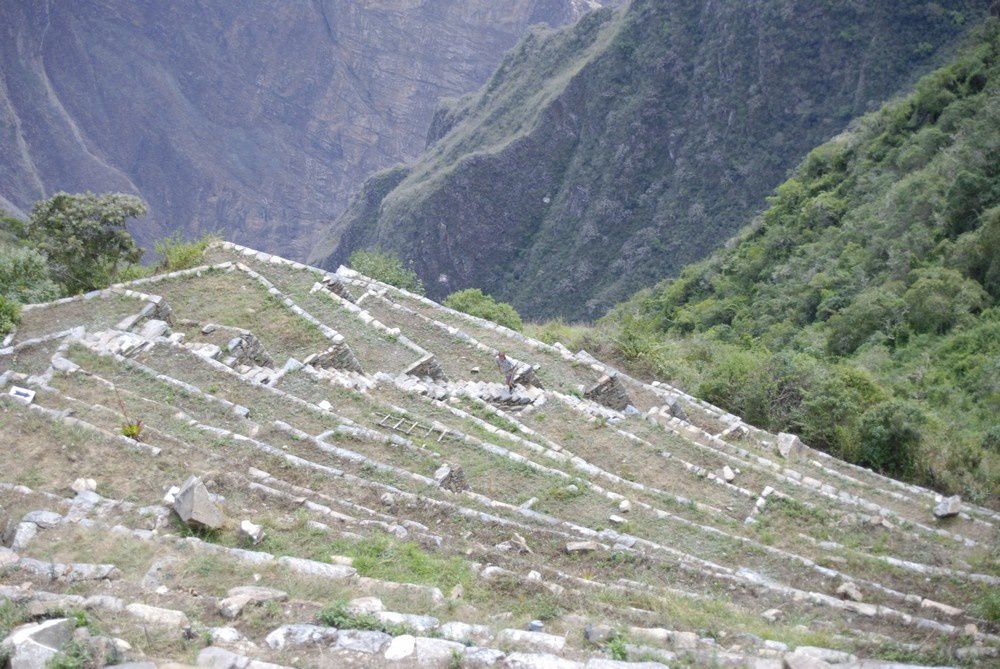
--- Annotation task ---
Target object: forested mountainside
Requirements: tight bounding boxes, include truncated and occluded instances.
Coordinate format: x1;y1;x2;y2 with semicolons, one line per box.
315;0;993;321
0;0;600;255
593;18;1000;504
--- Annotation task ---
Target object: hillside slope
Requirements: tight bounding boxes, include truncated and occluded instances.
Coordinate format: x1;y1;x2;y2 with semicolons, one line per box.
0;0;600;255
0;240;997;667
315;0;993;320
598;18;1000;504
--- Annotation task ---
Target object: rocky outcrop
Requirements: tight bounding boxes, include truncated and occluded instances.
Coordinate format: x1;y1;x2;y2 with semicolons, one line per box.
316;0;992;320
0;1;604;256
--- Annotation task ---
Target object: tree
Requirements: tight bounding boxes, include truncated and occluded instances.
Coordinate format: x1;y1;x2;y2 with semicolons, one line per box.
857;401;924;477
444;288;523;331
348;249;424;294
26;192;147;294
826;286;907;355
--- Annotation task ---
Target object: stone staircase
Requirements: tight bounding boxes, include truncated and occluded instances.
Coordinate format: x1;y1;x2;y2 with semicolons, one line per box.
0;240;996;668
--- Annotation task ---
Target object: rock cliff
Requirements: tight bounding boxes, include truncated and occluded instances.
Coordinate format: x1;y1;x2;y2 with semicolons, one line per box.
315;0;992;320
0;0;600;254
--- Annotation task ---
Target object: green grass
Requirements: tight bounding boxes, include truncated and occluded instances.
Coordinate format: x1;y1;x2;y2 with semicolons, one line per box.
318;600;415;636
328;532;472;593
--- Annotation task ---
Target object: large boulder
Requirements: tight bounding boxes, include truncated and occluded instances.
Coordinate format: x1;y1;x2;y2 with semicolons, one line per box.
173;476;224;531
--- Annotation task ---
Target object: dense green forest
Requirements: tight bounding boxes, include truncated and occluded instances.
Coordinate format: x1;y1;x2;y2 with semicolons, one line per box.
578;20;1000;503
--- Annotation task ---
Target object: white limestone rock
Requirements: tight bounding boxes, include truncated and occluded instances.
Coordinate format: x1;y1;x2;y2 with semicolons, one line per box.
238;520;265;546
933;495;961;519
1;618;74;669
565;541;599;554
497;629;566;654
776;433;805;459
264;624;337;650
173;476;224;531
125;603;189;628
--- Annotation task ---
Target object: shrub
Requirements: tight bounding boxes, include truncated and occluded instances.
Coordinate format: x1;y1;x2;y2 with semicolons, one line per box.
826;286;907;355
0;246;59;303
348;249;424;294
982;426;1000;453
121;420;144;441
857;401;924;477
444;288;523;331
155;234;217;272
903;267;987;334
0;295;19;337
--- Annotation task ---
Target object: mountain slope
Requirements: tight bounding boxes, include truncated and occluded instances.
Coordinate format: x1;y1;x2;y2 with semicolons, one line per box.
0;0;600;255
315;0;993;320
597;18;1000;503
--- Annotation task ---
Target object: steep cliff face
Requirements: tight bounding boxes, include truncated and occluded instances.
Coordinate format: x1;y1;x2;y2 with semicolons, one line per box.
0;0;598;254
316;0;992;320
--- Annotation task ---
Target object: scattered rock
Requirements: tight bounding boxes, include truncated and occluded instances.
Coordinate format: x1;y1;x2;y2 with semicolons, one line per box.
528;620;545;632
217;585;288;620
172;476;224;531
608;514;626;525
584;623;614;644
380;493;396;507
835;581;863;602
70;478;97;494
565;541;599;554
434;464;469;492
0;546;18;570
761;609;783;623
618;500;631;513
495;533;532;554
933;495;961;519
238;520;265;546
776;433;805;459
21;510;62;529
722;465;736;482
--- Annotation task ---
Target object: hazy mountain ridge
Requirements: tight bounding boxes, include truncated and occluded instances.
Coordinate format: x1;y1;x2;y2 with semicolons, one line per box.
316;0;993;320
0;0;598;255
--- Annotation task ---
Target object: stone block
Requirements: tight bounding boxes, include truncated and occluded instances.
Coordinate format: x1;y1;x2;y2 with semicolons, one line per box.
584;374;631;412
173;476;224;531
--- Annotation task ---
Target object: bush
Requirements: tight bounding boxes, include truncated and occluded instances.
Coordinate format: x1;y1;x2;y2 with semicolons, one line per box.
0;295;20;337
826;286;907;355
155;234;216;272
903;267;987;334
857;401;924;477
348;249;424;294
0;246;58;303
444;288;523;331
982;426;1000;453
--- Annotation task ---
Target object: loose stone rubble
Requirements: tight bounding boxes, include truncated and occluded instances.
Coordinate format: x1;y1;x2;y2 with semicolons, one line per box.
0;240;996;669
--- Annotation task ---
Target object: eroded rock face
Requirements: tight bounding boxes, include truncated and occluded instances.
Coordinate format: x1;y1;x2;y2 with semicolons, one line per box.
0;1;600;255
